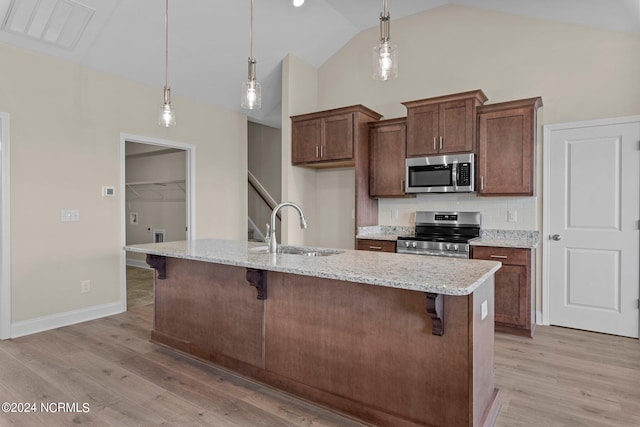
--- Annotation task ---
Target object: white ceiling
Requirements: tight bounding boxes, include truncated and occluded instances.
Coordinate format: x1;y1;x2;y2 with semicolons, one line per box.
1;0;639;128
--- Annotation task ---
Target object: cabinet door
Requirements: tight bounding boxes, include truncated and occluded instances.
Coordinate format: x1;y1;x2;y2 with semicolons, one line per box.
370;122;407;197
322;113;353;161
406;104;439;157
439;100;474;154
472;246;533;336
494;264;528;327
477;99;540;196
292;118;321;164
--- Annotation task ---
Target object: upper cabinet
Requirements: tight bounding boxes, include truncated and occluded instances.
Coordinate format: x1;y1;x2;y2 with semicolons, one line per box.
291;105;382;167
402;90;487;157
477;97;543;196
369;118;413;198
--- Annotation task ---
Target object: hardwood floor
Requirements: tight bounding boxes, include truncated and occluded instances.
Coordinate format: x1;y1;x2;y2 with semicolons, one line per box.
495;326;640;426
0;298;638;426
126;266;154;309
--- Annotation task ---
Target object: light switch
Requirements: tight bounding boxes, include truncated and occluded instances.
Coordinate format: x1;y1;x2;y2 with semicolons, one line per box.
508;210;518;223
481;300;488;320
61;209;80;222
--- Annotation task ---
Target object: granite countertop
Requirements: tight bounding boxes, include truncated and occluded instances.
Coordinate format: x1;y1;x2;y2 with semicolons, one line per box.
356;225;412;242
125;239;501;296
357;226;540;249
471;230;540;249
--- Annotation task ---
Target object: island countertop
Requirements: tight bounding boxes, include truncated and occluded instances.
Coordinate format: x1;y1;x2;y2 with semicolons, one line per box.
125;238;501;296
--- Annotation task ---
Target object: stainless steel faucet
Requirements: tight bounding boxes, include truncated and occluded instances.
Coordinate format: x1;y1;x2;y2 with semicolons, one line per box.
268;202;308;253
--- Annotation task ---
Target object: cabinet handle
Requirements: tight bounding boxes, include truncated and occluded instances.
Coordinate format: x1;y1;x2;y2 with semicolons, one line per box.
369;246;383;250
439;136;443;150
489;255;508;259
320;145;324;158
480;176;485;190
433;137;437;151
315;146;319;158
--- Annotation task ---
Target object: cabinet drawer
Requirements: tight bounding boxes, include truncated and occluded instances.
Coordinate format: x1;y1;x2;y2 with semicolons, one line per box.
472;246;530;266
356;239;396;253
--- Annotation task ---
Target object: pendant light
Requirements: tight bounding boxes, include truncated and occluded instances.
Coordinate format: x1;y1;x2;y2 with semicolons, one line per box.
373;0;398;81
241;0;261;110
159;0;176;127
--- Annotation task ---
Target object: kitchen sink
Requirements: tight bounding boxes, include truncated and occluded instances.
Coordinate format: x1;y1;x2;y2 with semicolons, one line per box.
249;245;343;257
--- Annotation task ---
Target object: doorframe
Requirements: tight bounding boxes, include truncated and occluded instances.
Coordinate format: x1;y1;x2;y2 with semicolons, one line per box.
0;113;10;339
120;133;196;312
542;115;640;327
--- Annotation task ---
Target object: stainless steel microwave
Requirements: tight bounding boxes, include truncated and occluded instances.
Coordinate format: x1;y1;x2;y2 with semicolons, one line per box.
405;153;475;193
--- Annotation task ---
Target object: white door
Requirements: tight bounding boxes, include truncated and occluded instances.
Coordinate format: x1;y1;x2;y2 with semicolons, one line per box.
547;118;640;338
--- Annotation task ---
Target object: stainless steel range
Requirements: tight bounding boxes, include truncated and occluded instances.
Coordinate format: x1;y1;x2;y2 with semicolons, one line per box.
396;211;481;258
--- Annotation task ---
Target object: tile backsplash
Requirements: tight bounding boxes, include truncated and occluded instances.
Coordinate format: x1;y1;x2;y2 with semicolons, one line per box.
378;193;538;230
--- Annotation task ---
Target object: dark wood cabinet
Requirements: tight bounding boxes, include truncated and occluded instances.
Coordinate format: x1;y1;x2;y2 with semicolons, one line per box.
356;238;396;253
477;97;542;196
291;105;381;167
291;118;322;164
403;90;487;157
369;118;413;198
292;114;353;164
472;246;535;337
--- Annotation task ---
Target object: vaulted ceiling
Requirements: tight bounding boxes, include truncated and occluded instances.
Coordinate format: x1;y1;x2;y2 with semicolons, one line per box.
1;0;639;128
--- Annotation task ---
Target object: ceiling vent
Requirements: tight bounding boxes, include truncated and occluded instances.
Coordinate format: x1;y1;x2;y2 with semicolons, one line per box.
1;0;94;50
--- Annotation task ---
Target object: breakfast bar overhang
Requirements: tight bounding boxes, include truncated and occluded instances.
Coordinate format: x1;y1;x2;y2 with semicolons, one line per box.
125;239;502;427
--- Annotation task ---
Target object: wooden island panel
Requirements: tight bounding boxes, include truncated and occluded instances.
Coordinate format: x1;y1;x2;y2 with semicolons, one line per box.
150;257;499;427
151;259;265;370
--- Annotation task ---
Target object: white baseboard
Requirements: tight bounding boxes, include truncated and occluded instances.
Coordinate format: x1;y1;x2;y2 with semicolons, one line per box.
10;301;123;338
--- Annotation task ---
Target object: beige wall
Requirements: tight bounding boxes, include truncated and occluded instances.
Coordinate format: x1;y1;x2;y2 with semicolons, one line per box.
281;55;320;247
0;42;247;325
282;5;640;248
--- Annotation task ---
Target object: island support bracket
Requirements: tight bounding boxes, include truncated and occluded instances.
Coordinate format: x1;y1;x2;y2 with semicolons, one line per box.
246;268;267;300
146;255;166;280
425;293;444;336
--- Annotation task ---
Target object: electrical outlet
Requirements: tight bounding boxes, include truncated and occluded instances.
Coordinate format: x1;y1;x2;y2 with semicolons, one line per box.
81;280;91;293
391;209;399;220
481;300;488;320
507;210;518;223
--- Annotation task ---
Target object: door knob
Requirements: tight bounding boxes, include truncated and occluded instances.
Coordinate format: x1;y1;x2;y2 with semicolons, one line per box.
550;234;561;241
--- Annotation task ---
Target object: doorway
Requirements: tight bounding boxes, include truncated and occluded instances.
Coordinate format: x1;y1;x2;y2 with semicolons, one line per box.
0;113;10;339
543;116;640;338
120;134;195;311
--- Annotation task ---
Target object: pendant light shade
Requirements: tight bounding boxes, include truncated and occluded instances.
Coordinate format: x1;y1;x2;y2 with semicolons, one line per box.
241;0;261;110
160;87;176;127
373;0;398;81
241;59;261;110
159;0;176;127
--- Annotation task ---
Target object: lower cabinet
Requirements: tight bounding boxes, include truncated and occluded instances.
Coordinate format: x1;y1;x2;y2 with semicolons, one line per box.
356;239;396;253
472;246;535;337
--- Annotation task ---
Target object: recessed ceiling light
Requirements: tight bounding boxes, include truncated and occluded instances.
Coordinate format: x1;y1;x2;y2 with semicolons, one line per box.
293;0;304;7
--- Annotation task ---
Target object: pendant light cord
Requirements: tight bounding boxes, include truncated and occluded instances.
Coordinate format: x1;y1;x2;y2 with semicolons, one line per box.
164;0;169;89
249;0;254;60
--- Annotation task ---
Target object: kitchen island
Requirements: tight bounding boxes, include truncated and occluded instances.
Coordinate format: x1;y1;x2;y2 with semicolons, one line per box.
125;239;502;427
